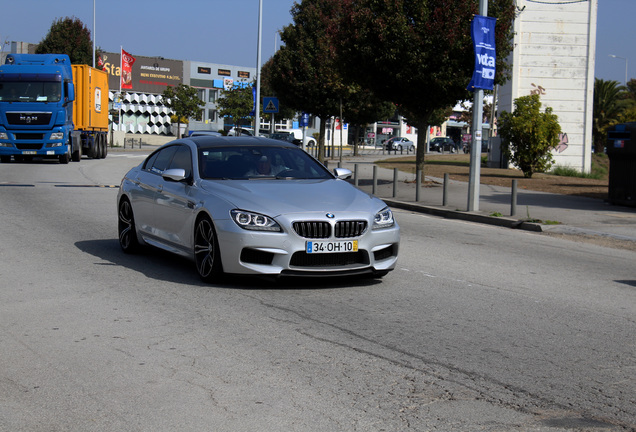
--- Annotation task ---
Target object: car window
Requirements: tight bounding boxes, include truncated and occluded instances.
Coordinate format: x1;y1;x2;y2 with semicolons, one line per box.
144;145;179;175
167;145;192;178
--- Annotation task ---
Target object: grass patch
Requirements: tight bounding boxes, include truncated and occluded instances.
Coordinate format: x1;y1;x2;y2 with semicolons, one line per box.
543;220;561;225
489;212;503;217
549;153;608;180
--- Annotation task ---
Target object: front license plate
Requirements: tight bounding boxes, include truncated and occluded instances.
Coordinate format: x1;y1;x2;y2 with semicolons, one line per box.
22;151;36;155
306;240;358;254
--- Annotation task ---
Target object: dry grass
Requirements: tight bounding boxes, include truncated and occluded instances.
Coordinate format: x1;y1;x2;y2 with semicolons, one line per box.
376;153;609;200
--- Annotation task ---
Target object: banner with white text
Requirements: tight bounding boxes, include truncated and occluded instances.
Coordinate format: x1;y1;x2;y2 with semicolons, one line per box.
467;15;497;91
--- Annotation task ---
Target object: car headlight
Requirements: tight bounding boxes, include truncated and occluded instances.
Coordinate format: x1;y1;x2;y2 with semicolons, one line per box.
231;209;282;232
50;132;64;140
0;132;8;140
373;207;394;230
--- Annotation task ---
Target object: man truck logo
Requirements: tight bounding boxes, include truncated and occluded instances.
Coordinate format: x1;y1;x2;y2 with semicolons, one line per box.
20;115;38;123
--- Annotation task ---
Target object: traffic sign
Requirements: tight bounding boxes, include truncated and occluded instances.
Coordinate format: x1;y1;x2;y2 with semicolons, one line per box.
263;97;279;113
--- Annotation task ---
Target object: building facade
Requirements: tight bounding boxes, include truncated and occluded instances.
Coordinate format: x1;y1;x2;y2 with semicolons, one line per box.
498;0;598;173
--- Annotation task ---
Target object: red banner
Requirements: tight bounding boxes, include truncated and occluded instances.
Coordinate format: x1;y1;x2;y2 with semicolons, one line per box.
121;48;136;89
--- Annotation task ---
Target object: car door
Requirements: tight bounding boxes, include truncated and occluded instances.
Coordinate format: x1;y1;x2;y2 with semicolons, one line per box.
153;144;197;251
131;145;179;238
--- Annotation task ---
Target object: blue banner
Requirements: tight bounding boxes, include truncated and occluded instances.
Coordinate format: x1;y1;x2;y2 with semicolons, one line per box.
467;15;497;91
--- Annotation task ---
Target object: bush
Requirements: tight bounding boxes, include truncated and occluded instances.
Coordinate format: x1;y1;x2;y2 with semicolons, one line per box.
499;94;562;178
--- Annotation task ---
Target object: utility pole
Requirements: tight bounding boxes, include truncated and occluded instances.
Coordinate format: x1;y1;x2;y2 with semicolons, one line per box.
467;0;488;211
254;0;263;136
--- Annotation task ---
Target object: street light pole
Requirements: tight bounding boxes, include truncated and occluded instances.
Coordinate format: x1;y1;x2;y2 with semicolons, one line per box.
609;54;628;85
254;0;263;137
467;0;488;212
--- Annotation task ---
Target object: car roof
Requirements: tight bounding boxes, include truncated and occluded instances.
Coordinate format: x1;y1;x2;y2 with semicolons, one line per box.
180;135;300;150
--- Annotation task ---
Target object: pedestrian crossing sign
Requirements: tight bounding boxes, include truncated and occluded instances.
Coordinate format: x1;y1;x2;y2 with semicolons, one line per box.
263;97;279;113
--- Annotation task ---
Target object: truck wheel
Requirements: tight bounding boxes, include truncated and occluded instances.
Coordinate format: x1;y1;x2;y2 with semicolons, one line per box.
71;138;81;162
102;136;108;159
59;147;70;164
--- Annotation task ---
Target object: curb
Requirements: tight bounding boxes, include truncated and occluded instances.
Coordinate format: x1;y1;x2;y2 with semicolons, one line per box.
383;199;544;233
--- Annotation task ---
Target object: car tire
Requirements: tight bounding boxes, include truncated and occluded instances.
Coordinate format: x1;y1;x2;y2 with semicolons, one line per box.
118;197;140;253
194;215;223;282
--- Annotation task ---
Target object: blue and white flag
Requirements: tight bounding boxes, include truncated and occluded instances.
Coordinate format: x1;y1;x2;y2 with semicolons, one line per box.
467;15;497;91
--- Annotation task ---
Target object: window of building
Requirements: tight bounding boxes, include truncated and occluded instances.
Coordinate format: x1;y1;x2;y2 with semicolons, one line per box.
208;109;216;122
208;90;217;103
197;89;206;102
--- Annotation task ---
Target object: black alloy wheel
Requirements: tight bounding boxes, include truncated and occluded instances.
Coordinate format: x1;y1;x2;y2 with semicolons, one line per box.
118;198;140;253
194;215;223;282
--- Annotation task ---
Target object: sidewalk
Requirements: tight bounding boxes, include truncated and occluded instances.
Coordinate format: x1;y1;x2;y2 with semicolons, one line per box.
333;149;636;246
115;135;636;247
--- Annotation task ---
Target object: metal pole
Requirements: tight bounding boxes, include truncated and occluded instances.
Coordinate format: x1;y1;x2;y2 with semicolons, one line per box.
372;166;377;195
393;168;398;198
443;173;449;206
416;170;422;202
467;0;488;211
354;164;359;187
254;0;262;136
92;0;96;68
511;179;518;216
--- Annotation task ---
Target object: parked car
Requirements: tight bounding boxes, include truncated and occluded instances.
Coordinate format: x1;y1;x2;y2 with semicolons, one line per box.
188;130;222;137
288;129;317;148
227;127;254;136
117;136;400;281
429;137;458;153
268;132;301;146
462;139;489;154
385;137;415;152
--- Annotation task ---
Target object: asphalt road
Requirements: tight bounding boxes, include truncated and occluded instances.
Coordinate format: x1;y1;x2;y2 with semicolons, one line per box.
0;154;635;431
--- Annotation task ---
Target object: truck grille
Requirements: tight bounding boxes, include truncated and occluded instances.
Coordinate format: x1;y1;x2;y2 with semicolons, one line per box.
15;134;45;141
16;143;44;150
6;112;52;126
292;220;367;239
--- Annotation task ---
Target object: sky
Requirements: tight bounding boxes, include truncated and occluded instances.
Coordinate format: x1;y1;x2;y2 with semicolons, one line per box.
1;0;634;84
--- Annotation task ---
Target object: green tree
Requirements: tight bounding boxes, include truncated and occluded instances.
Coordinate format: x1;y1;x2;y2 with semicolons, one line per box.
268;0;356;162
498;94;561;178
334;0;515;174
216;83;256;131
161;84;204;139
260;58;298;122
342;87;396;155
36;17;92;64
593;79;626;153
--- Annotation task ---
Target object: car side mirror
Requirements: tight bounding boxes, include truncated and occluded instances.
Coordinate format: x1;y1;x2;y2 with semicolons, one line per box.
334;167;352;179
162;168;187;182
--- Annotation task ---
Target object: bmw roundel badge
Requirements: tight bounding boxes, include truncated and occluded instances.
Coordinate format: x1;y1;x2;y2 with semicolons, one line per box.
326;213;335;218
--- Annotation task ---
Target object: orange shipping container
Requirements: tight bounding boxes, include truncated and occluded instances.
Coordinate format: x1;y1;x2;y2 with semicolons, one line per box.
72;65;109;132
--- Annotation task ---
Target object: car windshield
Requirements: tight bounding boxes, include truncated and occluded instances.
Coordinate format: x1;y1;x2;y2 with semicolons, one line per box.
199;145;333;180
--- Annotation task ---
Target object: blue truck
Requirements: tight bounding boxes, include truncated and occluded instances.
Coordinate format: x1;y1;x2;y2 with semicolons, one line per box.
0;54;109;164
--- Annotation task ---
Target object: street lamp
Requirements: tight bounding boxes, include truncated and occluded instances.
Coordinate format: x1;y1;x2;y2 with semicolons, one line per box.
609;54;628;85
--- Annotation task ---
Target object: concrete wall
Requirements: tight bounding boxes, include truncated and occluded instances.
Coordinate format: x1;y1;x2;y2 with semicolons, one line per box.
498;0;597;173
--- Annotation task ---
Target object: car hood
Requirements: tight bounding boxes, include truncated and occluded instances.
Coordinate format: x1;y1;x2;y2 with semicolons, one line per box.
199;178;385;216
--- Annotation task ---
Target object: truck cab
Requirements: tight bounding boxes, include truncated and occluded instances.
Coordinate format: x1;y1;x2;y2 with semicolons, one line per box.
0;54;77;163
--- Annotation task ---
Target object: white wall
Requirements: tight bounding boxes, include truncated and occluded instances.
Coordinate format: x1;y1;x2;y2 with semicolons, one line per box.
498;0;597;172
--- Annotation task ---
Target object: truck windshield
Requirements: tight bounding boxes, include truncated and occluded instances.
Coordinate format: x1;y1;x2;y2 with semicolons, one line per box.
0;79;62;103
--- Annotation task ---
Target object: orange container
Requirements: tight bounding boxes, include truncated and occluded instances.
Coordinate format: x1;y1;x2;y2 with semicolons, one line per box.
71;65;109;132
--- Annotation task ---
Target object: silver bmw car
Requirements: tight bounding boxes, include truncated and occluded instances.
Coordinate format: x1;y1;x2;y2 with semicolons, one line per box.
117;136;400;282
